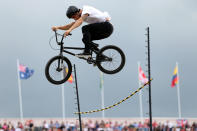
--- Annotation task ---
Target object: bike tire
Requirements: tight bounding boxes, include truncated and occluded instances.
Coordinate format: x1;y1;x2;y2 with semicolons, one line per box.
45;56;72;85
96;45;125;74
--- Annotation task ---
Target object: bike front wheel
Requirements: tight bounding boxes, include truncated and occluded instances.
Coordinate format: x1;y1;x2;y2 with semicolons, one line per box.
96;45;125;74
45;56;72;85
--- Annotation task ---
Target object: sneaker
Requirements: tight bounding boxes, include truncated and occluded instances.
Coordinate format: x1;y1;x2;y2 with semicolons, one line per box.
76;52;91;59
91;43;99;51
93;47;99;52
93;63;97;67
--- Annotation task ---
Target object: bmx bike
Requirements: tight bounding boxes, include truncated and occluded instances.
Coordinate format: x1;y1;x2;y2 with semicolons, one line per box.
45;31;125;84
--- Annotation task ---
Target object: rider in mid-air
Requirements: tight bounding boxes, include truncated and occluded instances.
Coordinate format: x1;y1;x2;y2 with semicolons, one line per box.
52;5;113;57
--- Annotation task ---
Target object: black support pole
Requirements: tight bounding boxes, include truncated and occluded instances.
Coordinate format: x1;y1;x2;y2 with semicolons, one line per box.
73;64;83;131
146;27;153;131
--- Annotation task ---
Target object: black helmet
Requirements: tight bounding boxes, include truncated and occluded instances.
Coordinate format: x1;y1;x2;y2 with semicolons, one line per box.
66;6;79;18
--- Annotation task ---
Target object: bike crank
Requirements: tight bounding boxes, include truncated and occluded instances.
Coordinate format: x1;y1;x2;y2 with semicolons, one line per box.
87;57;96;64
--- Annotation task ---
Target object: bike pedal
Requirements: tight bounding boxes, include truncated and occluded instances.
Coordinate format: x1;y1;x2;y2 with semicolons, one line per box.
93;63;97;67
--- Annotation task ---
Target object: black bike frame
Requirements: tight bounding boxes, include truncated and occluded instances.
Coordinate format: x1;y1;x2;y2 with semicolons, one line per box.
54;31;86;57
54;31;104;67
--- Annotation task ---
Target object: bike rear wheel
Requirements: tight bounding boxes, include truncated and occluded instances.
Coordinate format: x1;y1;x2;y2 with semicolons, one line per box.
45;56;72;85
96;45;125;74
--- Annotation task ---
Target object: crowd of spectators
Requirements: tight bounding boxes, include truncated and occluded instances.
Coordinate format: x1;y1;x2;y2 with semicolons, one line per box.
0;119;197;131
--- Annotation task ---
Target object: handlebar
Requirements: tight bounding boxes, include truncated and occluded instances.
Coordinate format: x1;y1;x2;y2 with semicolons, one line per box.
54;31;72;44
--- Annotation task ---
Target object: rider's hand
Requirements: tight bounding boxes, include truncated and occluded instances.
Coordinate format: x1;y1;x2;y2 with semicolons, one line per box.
64;30;71;37
52;26;58;31
106;17;110;21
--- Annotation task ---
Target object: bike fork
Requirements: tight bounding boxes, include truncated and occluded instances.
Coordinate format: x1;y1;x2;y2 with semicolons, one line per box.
57;53;64;71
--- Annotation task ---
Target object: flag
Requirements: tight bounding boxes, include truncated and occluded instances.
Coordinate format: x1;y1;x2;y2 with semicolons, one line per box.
171;65;178;88
100;72;104;89
139;66;148;84
19;64;34;79
64;67;73;83
68;74;73;83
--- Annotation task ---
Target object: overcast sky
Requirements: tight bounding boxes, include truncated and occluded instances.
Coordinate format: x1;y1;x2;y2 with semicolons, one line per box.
0;0;197;118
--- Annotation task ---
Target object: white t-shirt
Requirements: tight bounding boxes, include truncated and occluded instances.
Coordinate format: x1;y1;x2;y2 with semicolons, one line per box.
82;5;111;24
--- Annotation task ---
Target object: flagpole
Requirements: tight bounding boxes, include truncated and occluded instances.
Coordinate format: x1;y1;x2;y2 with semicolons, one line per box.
138;62;143;122
16;59;24;122
61;84;65;120
176;62;181;119
100;72;105;118
62;70;65;120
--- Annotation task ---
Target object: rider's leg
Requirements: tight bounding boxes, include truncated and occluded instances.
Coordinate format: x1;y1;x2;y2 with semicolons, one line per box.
89;22;113;53
81;26;92;55
88;22;113;61
81;22;113;55
91;22;113;40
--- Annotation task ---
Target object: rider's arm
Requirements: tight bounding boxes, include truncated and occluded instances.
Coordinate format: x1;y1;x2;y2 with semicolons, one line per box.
68;14;89;31
56;22;75;30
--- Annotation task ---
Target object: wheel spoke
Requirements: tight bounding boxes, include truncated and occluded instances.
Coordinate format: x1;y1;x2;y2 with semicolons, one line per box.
46;56;72;84
100;49;121;71
97;46;125;74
